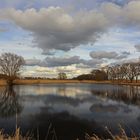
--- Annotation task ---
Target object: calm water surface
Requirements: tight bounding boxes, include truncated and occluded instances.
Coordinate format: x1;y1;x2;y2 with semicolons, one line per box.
0;83;140;140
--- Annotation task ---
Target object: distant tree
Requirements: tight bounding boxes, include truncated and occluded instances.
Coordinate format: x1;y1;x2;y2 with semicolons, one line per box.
0;53;25;85
73;74;93;80
91;69;108;81
106;66;116;81
58;72;67;80
106;59;140;83
133;62;140;82
73;70;108;81
125;63;137;83
119;64;128;80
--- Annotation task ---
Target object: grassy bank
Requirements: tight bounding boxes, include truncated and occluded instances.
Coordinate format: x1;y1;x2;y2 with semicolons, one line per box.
0;80;7;86
0;79;139;86
14;79;140;86
14;79;112;85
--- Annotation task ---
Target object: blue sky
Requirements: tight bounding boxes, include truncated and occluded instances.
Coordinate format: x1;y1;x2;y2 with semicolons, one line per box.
0;0;140;78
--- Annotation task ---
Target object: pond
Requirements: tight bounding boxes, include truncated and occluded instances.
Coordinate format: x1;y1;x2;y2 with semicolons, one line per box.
0;83;140;140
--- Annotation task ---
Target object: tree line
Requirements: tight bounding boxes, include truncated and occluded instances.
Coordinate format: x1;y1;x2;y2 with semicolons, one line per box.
73;69;108;81
73;62;140;82
105;62;140;82
72;62;140;82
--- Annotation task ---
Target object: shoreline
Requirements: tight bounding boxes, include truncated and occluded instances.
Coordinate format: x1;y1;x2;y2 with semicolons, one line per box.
0;79;139;86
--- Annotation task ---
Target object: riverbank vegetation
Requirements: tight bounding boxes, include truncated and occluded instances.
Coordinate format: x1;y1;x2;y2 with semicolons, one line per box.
73;62;140;83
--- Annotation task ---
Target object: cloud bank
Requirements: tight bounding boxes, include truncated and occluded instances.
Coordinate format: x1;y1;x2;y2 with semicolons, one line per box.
1;1;140;54
0;7;109;54
25;56;104;68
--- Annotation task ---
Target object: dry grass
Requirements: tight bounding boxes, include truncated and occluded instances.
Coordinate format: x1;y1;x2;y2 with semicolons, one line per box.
13;79;140;86
85;134;139;140
0;79;139;86
85;126;139;140
0;126;139;140
14;79;140;86
0;80;7;86
0;128;31;140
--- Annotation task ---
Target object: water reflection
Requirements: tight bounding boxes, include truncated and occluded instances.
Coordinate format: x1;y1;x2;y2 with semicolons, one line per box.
28;109;109;140
0;84;140;139
0;86;23;118
91;86;140;106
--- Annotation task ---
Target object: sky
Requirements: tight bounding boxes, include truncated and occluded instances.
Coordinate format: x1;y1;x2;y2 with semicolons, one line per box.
0;0;140;78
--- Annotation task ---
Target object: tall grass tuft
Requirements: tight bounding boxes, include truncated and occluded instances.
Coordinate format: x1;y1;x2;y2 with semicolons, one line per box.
85;126;140;140
0;128;31;140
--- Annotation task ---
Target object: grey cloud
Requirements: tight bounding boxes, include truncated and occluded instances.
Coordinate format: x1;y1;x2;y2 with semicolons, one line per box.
90;51;118;59
25;56;83;67
121;51;130;55
1;1;140;53
0;7;109;52
134;45;140;52
25;56;104;68
101;1;140;27
41;50;56;56
111;58;140;65
44;56;105;68
90;51;130;60
83;59;104;68
43;56;83;67
101;0;140;6
0;0;132;10
25;58;41;66
116;51;130;59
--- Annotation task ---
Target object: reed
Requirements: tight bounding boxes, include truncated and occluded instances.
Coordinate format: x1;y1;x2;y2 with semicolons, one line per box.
85;126;139;140
0;126;139;140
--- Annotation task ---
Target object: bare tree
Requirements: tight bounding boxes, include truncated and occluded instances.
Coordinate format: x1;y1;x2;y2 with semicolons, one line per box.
125;63;137;83
58;72;67;80
134;62;140;82
0;53;25;85
107;66;117;81
120;64;128;81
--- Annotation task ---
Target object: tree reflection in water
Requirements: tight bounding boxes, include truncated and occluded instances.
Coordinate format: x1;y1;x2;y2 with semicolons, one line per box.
0;86;23;118
91;86;140;105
